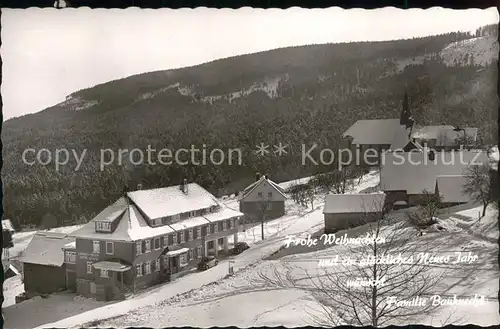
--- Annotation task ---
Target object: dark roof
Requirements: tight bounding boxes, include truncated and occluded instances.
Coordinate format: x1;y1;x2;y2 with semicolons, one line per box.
19;232;75;267
323;194;386;214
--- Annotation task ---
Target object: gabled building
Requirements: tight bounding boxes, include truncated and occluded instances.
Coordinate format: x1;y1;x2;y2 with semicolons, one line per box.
239;174;287;223
19;232;75;296
71;180;243;301
411;125;478;150
323;194;387;233
380;150;488;208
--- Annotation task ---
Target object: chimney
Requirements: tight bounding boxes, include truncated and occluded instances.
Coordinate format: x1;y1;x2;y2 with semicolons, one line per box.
181;178;188;194
255;172;261;181
137;183;143;191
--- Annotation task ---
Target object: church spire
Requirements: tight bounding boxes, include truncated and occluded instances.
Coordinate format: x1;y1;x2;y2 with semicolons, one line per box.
400;91;413;128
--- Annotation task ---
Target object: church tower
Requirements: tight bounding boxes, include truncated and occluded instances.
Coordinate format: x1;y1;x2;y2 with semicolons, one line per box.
400;92;414;130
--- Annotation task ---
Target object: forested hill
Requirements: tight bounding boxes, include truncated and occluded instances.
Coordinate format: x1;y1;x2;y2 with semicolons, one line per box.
3;26;498;229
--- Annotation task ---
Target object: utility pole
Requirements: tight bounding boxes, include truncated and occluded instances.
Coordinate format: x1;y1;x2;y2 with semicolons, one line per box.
260;200;270;241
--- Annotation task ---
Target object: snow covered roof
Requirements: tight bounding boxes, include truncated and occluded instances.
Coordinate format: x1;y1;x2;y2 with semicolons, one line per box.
19;232;75;267
323;194;386;214
2;219;15;232
411;125;455;139
72;197;133;242
411;125;478;146
436;175;471;204
343;119;410;145
127;183;219;219
389;127;419;151
380;151;489;195
166;248;189;257
63;241;76;249
241;175;287;200
203;207;243;223
93;261;131;272
73;188;241;242
169;216;209;231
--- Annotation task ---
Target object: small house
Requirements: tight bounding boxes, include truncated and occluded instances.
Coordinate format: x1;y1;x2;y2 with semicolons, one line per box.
323;194;387;233
239;174;287;223
19;232;75;296
380;150;489;208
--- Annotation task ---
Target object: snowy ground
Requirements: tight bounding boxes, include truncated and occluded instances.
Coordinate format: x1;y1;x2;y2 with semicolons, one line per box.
14;171;379;329
7;169;499;328
98;203;499;328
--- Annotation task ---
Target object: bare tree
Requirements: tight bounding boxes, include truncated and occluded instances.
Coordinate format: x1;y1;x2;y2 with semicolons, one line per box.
407;190;442;229
463;163;495;217
251;201;449;327
287;183;315;208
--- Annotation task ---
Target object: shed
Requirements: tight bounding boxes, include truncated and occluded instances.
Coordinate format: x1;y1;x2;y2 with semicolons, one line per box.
19;232;75;295
323;194;387;233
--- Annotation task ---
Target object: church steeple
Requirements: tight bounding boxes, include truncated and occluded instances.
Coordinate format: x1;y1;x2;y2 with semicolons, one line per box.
400;92;413;129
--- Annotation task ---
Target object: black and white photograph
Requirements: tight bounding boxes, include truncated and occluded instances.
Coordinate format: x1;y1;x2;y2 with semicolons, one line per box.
1;6;499;329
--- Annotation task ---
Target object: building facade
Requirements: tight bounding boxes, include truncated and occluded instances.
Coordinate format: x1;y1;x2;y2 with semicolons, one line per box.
239;174;287;223
323;194;387;233
71;181;243;301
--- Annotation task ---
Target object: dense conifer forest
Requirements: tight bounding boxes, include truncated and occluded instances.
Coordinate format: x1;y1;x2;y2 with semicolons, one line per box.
2;25;498;229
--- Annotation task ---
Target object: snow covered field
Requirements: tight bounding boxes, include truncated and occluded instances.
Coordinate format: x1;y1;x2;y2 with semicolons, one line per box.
10;171;378;329
98;203;500;328
5;169;499;328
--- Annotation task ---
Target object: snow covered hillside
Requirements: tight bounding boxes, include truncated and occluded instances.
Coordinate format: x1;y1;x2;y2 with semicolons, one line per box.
440;36;498;67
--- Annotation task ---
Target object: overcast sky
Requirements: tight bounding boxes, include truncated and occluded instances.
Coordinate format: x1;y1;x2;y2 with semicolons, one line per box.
2;7;498;120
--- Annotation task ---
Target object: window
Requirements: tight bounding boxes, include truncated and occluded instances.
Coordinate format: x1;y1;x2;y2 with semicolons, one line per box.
136;264;143;277
105;242;114;255
179;231;185;243
92;241;100;254
154;237;161;250
145;261;151;275
258;192;263;198
172;233;177;245
179;253;188;266
155;259;161;272
163;236;169;247
196;227;201;238
227;219;232;229
214;223;219;233
145;240;151;252
210;224;215;234
188;249;193;260
197;245;202;258
153;218;161;226
86;262;93;274
172;214;180;222
101;269;108;278
218;222;224;232
222;221;226;231
188;211;195;218
65;251;76;263
188;229;193;241
136;241;142;255
267;203;273;210
268;192;273;198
